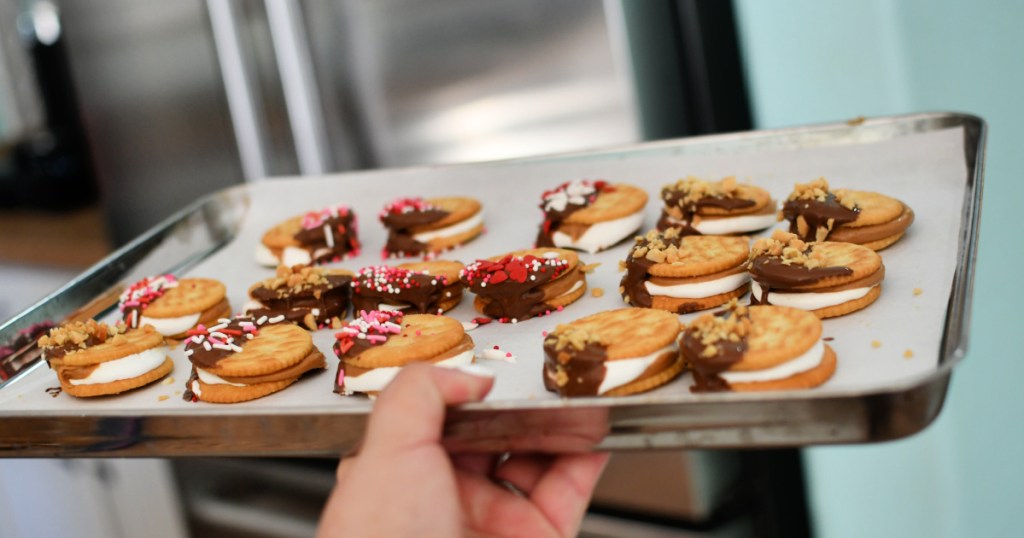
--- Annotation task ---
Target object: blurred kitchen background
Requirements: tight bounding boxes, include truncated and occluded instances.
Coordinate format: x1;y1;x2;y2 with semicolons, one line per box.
0;1;1020;537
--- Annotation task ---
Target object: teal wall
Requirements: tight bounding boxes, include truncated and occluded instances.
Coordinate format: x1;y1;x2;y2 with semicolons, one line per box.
735;1;1023;536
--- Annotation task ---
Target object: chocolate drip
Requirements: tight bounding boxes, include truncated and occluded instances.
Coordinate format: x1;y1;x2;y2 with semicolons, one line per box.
352;274;461;314
182;367;199;402
619;256;655;307
655;210;700;235
543;341;608;396
782;194;859;241
681;323;747;393
658;191;755;233
382;209;449;256
293;212;359;263
248;274;352;328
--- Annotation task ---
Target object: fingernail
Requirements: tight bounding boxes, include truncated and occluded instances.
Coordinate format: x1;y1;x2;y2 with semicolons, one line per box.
455;364;495;378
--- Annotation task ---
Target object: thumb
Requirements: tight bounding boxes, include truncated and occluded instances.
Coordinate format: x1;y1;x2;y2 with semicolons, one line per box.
361;363;494;454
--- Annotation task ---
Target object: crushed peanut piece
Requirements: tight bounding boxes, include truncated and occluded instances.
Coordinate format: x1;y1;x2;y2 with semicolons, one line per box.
750;230;826;268
158;395;170;402
547;325;602;354
688;299;751;356
263;265;331;295
788;178;831;202
591;288;605;298
903;349;914;359
581;263;601;274
871;340;882;349
161;377;175;386
37;320;126;351
913;288;923;296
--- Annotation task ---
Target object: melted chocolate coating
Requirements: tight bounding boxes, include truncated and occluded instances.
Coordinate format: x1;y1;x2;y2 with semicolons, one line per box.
184;316;274;370
748;251;854;305
352;273;460;314
182;367;199;402
543;340;608;396
382;209;449;256
681;320;748;393
41;333;106;363
536;203;587;248
293;212;359;263
471;274;554;321
782;194;860;241
619;233;685;307
248;274;352;328
658;190;756;233
535;182;606;248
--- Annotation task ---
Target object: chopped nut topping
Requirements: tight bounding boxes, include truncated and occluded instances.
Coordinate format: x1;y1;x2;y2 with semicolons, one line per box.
591;288;605;298
749;229;828;268
753;227;831;266
787;177;857;210
262;265;332;295
903;349;914;359
547;324;603;356
787;178;831;202
687;299;751;357
913;287;923;296
37;320;126;351
631;228;685;262
662;176;741;205
871;340;882;349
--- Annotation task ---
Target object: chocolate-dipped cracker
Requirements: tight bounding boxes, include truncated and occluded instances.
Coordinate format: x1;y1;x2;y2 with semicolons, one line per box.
543;308;684;397
257;204;360;266
379;196;483;258
748;230;884;318
683;301;836;392
460;248;587;323
781;178;914;251
657;176;775;235
619;228;750;314
245;265;353;330
535;179;647;254
351;261;465;315
183;315;324;403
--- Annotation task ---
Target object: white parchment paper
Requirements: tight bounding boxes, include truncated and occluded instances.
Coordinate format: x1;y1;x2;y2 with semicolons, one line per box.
1;127;968;414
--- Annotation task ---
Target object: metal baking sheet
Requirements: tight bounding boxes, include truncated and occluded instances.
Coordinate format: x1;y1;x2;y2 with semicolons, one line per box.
0;112;984;456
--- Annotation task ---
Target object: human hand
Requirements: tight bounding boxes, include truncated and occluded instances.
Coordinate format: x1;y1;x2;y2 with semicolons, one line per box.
317;363;610;537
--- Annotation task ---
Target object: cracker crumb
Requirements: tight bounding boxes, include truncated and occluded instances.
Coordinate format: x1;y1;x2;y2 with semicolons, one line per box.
903;349;914;359
158;395;170;402
591;288;605;298
847;116;866;126
871;340;882;349
161;377;175;385
581;262;601;274
913;288;923;296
